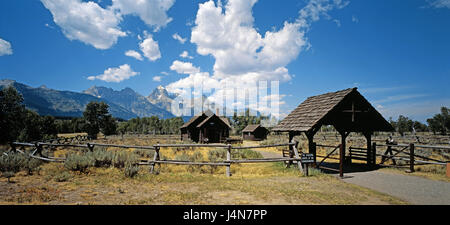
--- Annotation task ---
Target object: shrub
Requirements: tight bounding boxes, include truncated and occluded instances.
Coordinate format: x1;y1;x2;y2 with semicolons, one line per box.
207;148;263;161
112;151;127;168
207;151;222;174
306;168;323;176
233;149;263;159
135;149;154;159
64;153;94;173
174;151;205;173
21;156;43;175
207;149;227;161
174;153;190;161
88;149;113;168
0;152;24;183
191;151;204;162
124;162;139;178
54;171;73;182
112;151;138;168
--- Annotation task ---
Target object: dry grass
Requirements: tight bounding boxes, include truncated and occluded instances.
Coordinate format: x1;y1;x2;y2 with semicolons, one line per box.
0;134;409;205
0;162;406;205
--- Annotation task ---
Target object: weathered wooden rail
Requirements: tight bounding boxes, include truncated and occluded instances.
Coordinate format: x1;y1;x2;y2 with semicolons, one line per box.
9;141;305;177
141;142;304;176
374;143;450;172
310;141;450;177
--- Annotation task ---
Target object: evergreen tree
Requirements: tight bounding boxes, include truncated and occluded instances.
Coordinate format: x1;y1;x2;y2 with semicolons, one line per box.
18;110;44;142
83;101;115;139
41;115;58;139
427;107;449;135
396;115;414;136
102;115;117;136
0;86;26;144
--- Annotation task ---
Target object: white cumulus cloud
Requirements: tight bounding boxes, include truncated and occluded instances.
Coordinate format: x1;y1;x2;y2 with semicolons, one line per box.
190;0;310;81
166;0;348;118
41;0;175;49
140;34;161;61
111;0;175;31
172;33;187;44
0;38;13;56
41;0;126;50
87;64;139;82
180;51;193;59
170;60;200;74
125;50;143;61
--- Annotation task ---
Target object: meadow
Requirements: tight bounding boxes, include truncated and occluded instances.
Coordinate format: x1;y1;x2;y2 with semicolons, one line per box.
1;132;448;205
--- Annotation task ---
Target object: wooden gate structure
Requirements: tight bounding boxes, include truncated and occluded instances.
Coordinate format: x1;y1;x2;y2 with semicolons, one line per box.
273;88;394;177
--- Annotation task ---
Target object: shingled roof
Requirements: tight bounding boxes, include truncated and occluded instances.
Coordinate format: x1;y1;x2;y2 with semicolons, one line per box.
273;88;393;133
196;114;232;128
242;124;262;133
180;114;205;129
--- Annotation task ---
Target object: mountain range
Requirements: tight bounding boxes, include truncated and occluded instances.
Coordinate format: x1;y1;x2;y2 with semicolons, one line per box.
0;79;176;120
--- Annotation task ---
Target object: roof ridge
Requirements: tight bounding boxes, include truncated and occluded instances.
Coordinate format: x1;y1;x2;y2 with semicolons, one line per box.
272;87;392;133
306;87;356;100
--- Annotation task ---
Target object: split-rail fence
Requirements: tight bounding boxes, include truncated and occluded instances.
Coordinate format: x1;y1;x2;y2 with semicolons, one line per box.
8;141;305;177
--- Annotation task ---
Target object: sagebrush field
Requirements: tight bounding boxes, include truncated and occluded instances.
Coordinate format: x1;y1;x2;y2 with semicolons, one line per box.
1;133;449;205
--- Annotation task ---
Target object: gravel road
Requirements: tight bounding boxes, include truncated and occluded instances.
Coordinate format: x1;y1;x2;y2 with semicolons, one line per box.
337;170;450;205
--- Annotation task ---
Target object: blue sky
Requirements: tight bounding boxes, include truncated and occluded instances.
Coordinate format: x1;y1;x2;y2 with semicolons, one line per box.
0;0;449;122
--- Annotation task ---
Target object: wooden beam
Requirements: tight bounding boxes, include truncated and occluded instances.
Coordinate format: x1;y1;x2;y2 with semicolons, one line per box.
337;130;350;165
342;101;370;122
363;132;373;166
292;141;304;174
339;143;344;178
305;131;317;165
409;143;415;173
287;132;295;167
226;144;232;177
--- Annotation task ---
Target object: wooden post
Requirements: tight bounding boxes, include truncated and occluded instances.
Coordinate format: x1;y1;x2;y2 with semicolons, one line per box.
150;144;160;174
339;131;349;165
35;143;43;157
339;143;344;178
364;132;372;166
372;142;377;165
288;132;294;167
226;144;231;177
87;143;94;152
306;132;316;165
409;143;415;173
305;164;309;176
292;141;304;174
10;143;16;152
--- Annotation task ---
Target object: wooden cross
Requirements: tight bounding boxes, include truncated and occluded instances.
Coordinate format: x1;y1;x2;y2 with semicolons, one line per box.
342;101;369;122
205;101;211;111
